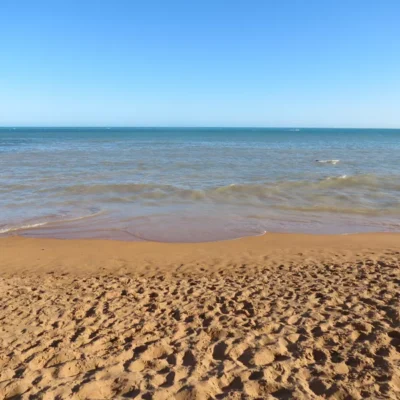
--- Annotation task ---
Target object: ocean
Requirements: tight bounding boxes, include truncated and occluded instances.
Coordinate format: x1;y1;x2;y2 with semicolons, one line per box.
1;127;400;242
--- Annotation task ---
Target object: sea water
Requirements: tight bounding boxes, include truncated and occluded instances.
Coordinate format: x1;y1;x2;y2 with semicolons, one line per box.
1;127;400;241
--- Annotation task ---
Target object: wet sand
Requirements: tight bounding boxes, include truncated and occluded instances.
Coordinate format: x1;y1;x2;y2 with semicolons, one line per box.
1;233;400;399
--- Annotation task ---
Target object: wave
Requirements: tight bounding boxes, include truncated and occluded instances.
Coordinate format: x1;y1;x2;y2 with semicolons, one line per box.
0;221;49;234
56;183;174;195
0;210;104;234
10;174;398;218
318;174;400;189
277;205;400;216
213;175;400;192
44;175;400;199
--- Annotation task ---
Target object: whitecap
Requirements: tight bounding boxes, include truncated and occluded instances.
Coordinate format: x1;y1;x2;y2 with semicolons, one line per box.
326;174;347;180
316;159;340;165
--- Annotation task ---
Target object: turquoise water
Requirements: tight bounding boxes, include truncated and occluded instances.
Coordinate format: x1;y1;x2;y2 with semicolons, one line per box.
1;127;400;241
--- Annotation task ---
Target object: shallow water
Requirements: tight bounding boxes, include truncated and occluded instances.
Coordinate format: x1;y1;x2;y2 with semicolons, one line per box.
1;127;400;241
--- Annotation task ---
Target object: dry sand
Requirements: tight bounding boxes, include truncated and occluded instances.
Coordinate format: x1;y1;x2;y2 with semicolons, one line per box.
0;233;400;399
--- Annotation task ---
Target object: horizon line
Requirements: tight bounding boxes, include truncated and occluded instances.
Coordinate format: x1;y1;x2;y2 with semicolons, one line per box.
0;126;399;130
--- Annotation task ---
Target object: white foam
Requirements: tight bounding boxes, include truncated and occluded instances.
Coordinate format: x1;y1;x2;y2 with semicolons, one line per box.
0;211;104;234
326;174;347;180
316;159;340;165
0;222;49;234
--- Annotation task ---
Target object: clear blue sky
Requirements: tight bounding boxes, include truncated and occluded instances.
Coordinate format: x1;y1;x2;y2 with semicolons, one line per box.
1;0;399;127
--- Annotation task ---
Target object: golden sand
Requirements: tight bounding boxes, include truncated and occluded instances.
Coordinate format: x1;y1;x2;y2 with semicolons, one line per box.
1;233;400;399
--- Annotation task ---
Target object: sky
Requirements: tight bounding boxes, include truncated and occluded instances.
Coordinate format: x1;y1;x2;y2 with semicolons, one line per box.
0;0;399;127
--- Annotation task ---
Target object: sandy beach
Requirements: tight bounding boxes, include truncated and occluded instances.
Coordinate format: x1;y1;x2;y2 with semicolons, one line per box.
1;233;400;399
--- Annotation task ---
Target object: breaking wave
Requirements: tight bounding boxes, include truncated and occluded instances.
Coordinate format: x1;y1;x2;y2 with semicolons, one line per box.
24;174;397;214
51;174;399;196
316;159;340;165
0;210;104;234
